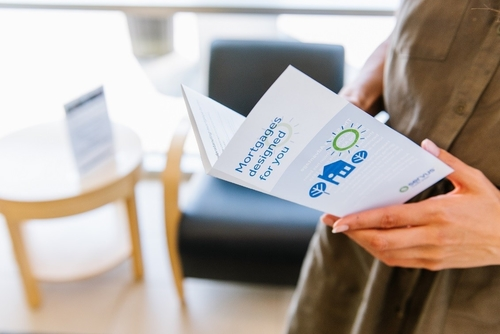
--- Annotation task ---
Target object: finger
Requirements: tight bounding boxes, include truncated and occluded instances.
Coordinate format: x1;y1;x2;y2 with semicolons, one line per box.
346;229;446;269
369;248;443;270
380;246;493;270
333;202;430;232
346;226;434;253
321;213;340;227
359;244;450;270
421;139;479;191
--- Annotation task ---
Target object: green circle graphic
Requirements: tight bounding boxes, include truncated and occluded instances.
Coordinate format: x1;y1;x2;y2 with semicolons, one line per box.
332;129;360;151
400;186;409;193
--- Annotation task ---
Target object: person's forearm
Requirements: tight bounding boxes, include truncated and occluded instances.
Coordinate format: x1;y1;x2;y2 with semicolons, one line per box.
339;36;391;115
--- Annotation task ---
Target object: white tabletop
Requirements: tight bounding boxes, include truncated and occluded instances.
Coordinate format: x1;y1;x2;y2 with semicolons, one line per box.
0;0;399;16
0;121;142;202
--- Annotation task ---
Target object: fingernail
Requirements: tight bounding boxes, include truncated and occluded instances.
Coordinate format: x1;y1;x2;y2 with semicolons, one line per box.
332;224;349;234
422;139;440;157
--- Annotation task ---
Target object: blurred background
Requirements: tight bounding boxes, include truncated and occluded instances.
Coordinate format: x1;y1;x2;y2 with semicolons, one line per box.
0;2;396;333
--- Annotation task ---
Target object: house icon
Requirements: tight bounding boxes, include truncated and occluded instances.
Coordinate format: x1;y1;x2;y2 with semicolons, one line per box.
318;160;355;185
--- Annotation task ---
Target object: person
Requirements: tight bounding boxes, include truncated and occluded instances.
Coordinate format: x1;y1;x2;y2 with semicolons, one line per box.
285;0;500;333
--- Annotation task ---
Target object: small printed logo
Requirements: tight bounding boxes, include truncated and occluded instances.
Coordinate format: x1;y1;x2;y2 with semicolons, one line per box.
352;150;368;164
408;169;435;187
399;169;436;193
309;182;330;198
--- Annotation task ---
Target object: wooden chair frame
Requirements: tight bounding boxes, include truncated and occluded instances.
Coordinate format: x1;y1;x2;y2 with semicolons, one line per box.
162;118;191;304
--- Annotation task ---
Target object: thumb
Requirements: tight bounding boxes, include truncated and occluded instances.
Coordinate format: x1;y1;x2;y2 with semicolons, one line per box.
421;138;475;190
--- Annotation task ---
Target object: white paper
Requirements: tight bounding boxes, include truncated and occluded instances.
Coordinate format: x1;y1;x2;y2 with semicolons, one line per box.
65;86;114;173
182;85;245;171
182;66;453;216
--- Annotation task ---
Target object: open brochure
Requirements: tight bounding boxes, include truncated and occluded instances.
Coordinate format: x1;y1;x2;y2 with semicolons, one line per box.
181;66;453;217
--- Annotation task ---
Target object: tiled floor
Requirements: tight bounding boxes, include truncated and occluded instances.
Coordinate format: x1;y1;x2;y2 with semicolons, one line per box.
0;179;295;334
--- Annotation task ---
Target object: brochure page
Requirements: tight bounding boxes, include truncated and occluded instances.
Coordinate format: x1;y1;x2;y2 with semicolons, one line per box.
182;66;453;216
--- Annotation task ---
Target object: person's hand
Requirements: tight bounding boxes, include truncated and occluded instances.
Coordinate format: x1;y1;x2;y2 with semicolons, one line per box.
337;36;390;115
339;84;384;116
321;139;500;270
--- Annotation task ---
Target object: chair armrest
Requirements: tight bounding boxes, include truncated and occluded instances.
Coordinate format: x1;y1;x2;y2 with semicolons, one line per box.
162;117;191;303
162;117;191;201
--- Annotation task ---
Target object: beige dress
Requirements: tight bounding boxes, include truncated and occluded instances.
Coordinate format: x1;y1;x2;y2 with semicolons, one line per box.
285;0;500;333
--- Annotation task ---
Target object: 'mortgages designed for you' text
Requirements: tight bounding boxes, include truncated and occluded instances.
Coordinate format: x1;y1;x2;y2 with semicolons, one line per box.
235;117;290;181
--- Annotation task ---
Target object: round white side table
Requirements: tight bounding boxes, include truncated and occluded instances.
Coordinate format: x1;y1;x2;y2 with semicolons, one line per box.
0;121;144;308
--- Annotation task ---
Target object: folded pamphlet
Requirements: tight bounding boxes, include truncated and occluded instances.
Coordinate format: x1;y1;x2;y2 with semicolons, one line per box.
181;66;453;217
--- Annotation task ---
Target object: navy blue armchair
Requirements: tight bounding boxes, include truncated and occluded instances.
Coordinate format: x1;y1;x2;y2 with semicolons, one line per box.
163;39;345;303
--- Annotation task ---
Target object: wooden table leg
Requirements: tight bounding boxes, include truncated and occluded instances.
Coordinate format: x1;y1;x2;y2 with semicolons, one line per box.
5;218;41;308
125;193;143;280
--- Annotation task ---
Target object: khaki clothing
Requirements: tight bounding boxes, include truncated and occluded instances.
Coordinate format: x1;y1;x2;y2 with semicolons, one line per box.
285;0;500;333
386;0;500;185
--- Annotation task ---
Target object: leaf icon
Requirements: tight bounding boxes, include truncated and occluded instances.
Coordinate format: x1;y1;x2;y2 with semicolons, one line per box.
309;182;330;198
352;150;368;164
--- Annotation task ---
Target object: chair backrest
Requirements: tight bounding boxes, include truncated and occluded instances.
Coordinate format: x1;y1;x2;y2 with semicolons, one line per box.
208;39;344;117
